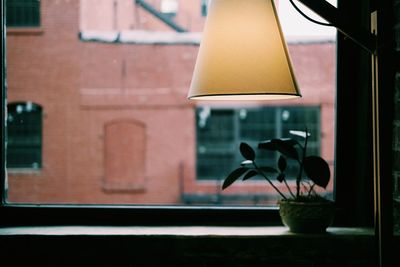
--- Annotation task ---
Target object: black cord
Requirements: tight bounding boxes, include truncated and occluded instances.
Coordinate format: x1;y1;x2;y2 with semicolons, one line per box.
288;0;333;27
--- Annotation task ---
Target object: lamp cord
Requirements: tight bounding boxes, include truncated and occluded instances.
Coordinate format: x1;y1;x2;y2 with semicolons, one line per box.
288;0;334;27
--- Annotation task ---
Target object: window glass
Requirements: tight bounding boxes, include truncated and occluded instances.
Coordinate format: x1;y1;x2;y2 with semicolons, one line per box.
197;106;320;180
197;108;235;181
4;0;336;206
201;0;208;17
195;106;323;205
6;0;40;27
7;102;42;169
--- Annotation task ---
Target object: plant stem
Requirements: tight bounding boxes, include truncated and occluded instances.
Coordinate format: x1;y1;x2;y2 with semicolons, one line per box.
253;162;288;200
283;178;296;198
296;129;308;198
307;183;316;197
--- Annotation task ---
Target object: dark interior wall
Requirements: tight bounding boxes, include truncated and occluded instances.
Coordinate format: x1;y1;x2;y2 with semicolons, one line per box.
336;0;396;265
335;0;374;227
392;0;400;234
0;234;378;267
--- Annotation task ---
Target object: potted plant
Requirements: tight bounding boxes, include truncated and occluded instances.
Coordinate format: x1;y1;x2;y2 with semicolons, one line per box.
222;130;334;233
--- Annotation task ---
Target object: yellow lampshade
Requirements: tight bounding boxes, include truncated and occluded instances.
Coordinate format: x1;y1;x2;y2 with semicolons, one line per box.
188;0;301;100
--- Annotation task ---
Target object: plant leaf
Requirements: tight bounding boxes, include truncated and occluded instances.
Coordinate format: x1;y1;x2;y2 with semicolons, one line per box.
280;138;300;147
243;170;259;181
273;139;299;160
289;130;310;139
258;138;300;152
278;155;287;172
241;160;253;166
277;173;285;183
303;156;330;188
258;139;276;150
240;142;255;161
258;166;278;173
222;167;249;190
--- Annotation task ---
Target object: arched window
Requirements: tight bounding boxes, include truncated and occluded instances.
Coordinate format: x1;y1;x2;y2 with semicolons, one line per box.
7;102;42;169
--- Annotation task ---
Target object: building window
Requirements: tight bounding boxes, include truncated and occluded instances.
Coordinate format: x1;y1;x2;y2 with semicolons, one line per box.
201;0;208;16
7;102;42;169
6;0;40;27
196;106;320;181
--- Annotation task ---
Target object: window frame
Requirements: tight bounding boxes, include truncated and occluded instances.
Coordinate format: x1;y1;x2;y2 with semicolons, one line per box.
0;0;386;228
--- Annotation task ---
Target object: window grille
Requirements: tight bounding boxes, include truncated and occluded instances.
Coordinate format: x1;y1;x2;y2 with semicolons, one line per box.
7;102;42;169
6;0;40;27
196;106;321;181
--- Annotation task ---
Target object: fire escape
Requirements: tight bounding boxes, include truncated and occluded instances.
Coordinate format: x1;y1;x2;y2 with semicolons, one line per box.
134;0;187;32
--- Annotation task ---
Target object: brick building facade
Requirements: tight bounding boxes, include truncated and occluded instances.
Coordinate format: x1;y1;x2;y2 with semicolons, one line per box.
5;0;335;205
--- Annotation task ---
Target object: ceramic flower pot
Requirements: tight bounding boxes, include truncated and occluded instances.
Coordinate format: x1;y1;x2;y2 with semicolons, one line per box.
278;200;335;233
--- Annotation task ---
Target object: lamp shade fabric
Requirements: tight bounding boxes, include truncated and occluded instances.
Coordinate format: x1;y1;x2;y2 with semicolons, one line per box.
188;0;301;100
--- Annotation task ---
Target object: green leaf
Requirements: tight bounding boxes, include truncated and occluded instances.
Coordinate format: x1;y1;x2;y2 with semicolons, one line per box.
241;160;253;166
258;139;299;160
303;156;330;188
240;142;255;161
273;139;299;160
289;130;310;139
278;156;287;172
280;138;301;147
243;170;258;181
277;173;285;183
222;167;249;190
258;140;276;150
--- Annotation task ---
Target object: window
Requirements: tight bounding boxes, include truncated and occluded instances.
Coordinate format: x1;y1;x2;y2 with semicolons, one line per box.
192;106;326;205
1;0;344;226
6;0;40;28
197;108;235;181
201;0;208;17
197;106;321;181
4;0;335;206
6;102;42;169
